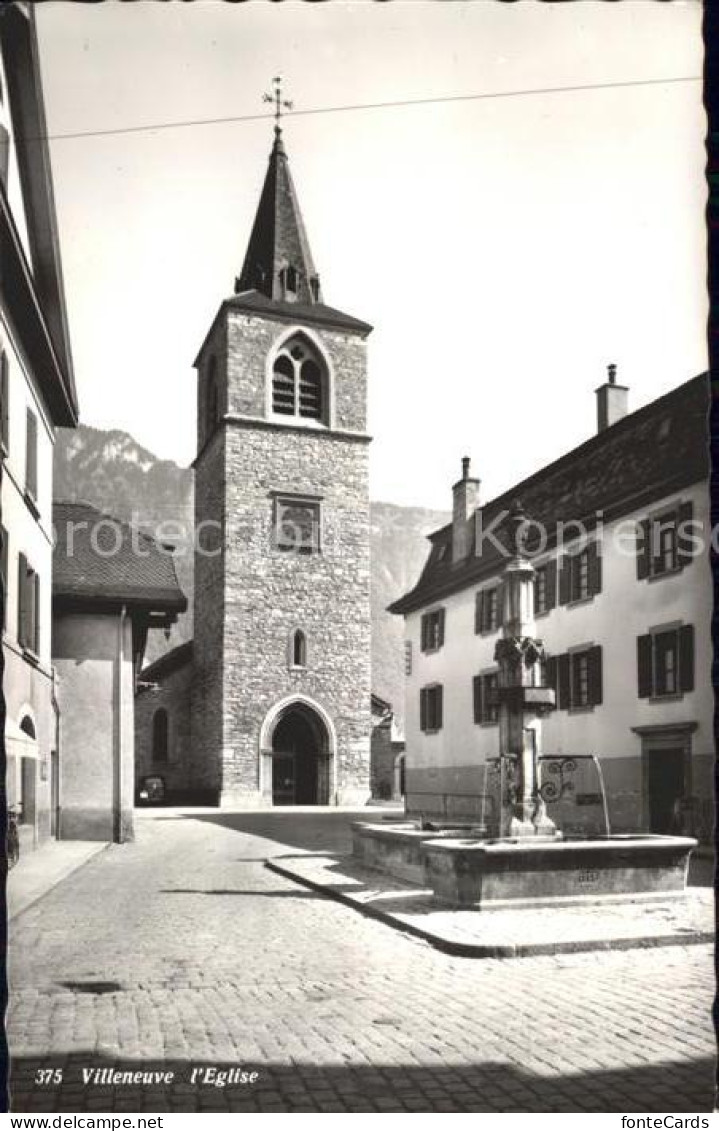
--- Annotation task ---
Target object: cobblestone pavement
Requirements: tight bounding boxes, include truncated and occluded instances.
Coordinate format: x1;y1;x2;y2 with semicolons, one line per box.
7;810;716;1113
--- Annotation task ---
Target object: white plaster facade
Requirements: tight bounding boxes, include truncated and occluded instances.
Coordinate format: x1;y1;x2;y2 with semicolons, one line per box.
397;383;712;838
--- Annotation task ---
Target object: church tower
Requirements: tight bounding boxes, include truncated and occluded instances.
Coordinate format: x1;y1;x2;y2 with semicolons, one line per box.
190;116;372;807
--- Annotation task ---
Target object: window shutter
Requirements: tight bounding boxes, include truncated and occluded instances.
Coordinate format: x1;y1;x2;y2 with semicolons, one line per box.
475;591;484;634
420;688;427;732
1;350;8;453
17;552;27;647
26;409;38;500
678;625;695;693
438;608;446;648
33;572;40;654
436;686;444;730
588;541;602;597
676;501;694;568
495;586;503;627
557;653;571;709
473;675;483;724
588;645;603;706
545;559;557;611
545;655;557;692
637;634;653;698
558;557;571;605
636;520;651;580
420;614;428;652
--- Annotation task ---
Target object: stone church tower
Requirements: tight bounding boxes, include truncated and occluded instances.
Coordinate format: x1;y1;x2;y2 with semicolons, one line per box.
190;124;372;807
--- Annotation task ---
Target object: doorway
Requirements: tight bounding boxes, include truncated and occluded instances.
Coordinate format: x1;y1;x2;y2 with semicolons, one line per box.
271;703;329;806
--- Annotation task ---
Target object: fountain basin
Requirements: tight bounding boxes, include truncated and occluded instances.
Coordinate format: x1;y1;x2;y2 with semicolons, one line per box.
351;821;487;886
423;834;698;908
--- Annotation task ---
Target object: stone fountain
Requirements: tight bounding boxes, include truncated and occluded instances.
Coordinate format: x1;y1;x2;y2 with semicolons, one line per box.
353;501;697;908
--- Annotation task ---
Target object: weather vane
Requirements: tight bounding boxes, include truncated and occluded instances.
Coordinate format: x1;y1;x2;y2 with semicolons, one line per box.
263;76;293;135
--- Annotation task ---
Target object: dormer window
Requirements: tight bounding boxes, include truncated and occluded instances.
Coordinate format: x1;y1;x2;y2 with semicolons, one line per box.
271;335;327;424
285;265;298;294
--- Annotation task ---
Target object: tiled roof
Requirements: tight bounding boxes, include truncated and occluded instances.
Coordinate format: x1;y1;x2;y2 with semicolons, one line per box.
53;502;188;612
389;372;709;615
140;640;193;684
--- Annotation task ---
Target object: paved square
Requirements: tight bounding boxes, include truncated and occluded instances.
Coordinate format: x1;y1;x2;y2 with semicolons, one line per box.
7;810;716;1112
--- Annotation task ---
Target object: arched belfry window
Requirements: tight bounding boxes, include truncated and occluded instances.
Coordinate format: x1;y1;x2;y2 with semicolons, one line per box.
272;336;327;424
152;709;169;763
291;629;307;668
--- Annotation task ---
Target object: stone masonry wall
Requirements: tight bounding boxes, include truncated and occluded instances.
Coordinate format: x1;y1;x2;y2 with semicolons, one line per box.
192;309;372;805
135;658;194;802
190;425;226;801
220;421;372;803
224;312;368;433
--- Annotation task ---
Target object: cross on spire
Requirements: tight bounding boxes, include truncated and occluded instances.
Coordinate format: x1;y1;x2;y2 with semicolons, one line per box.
263;76;293;136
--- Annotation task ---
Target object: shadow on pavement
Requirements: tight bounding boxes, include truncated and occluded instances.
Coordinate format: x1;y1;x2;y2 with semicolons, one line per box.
172;809;390;856
8;1053;715;1113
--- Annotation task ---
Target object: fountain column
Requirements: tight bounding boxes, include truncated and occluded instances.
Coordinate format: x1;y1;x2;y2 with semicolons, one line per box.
494;501;557;838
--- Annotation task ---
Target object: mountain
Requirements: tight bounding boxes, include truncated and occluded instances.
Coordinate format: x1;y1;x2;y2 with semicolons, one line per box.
54;424;448;725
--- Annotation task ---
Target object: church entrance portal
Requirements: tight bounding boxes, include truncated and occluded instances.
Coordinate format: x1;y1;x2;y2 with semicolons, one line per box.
271;704;330;806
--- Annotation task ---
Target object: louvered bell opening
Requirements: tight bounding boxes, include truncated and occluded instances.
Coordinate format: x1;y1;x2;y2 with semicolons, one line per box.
272;354;295;415
299;359;322;419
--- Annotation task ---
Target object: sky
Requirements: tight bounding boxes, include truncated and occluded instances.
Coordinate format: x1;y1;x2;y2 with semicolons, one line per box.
35;1;706;511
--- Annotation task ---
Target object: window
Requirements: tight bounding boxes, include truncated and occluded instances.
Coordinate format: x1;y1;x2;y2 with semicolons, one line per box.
17;554;39;655
291;629;307;668
558;542;601;605
271;336;326;423
420;608;445;652
1;348;8;454
1;524;7;631
152;709;169;763
273;495;321;554
534;561;557;616
420;684;443;732
637;504;694;580
637;625;694;699
25;407;38;503
475;586;501;634
473;671;499;725
546;646;602;710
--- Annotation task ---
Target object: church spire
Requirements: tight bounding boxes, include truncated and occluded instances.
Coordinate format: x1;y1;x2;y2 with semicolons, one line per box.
235;79;322;305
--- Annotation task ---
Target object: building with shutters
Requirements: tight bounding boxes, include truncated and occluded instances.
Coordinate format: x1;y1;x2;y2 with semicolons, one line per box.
389;369;712;839
0;5;79;853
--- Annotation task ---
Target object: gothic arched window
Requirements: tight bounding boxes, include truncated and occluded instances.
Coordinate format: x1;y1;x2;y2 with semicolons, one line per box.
271;336;327;424
152;709;169;763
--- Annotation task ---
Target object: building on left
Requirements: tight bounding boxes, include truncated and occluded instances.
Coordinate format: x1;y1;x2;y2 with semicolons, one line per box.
0;5;80;853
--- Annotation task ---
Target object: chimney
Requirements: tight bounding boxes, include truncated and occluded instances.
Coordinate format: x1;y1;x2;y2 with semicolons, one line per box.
595;363;629;432
452;456;480;561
